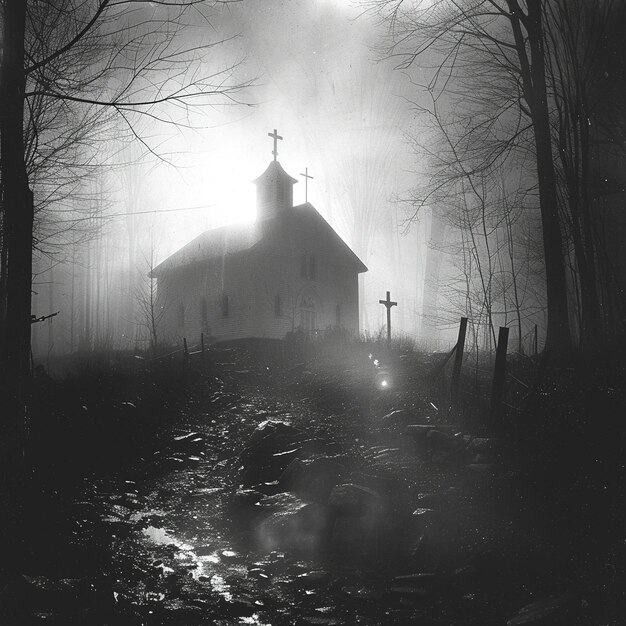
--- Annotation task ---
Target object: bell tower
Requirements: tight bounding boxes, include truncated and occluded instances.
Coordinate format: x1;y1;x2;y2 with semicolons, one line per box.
253;129;298;221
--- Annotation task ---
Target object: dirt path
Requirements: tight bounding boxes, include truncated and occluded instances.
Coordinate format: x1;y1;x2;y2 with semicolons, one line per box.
2;346;605;625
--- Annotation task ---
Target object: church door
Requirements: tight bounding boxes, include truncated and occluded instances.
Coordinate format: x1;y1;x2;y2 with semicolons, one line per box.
299;296;317;334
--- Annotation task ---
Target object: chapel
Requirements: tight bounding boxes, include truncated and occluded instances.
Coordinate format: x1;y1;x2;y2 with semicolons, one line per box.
151;131;367;343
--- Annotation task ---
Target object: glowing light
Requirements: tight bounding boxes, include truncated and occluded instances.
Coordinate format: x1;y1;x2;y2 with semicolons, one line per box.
381;379;388;388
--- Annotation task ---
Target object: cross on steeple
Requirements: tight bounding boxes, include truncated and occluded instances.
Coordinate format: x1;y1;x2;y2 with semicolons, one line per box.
268;128;283;161
299;167;314;202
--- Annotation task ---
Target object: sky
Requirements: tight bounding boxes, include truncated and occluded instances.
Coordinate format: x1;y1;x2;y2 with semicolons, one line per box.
31;0;433;358
119;0;415;250
105;0;425;333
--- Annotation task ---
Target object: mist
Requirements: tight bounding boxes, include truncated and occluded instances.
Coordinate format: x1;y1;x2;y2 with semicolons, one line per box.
29;0;435;362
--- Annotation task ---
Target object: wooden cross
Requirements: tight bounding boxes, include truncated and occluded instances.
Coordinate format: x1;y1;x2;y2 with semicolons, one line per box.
268;128;283;161
379;291;397;346
299;167;314;202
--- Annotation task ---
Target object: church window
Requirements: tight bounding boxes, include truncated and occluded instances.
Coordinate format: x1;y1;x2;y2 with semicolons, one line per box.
335;304;341;326
274;294;282;317
300;254;307;279
221;294;229;318
178;302;185;327
309;255;316;280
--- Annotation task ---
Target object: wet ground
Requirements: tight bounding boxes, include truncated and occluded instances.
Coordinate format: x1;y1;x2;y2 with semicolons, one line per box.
2;344;624;624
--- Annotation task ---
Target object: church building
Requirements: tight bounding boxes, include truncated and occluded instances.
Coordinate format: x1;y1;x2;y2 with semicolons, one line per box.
151;131;367;344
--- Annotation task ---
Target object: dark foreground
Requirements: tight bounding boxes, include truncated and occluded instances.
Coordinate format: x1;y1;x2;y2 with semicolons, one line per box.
1;342;625;625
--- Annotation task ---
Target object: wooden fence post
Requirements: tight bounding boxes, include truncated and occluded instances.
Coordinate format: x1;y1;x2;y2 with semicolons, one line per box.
451;316;468;404
490;326;509;425
182;337;189;373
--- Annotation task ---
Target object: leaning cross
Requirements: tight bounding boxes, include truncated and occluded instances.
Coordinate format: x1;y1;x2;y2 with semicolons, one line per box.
379;291;397;347
268;128;283;161
299;167;314;202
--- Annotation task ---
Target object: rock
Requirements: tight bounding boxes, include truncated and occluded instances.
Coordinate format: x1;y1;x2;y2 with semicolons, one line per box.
247;421;303;448
298;617;342;626
415;492;446;509
404;425;433;450
293;570;331;589
255;480;283;496
220;596;257;617
171;432;204;452
452;564;480;587
507;593;573;625
426;429;460;453
256;501;330;553
239;421;306;484
255;492;304;511
393;573;438;587
279;457;343;502
412;508;442;523
379;409;418;428
467;437;502;454
328;483;381;515
349;471;404;498
231;488;263;509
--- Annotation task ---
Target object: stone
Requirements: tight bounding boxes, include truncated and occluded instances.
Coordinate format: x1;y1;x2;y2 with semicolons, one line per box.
328;483;381;515
255;492;304;511
506;593;573;625
231;488;263;508
256;501;330;553
393;573;438;587
468;437;502;454
247;421;304;448
279;457;343;502
379;409;417;428
239;421;307;484
293;570;331;589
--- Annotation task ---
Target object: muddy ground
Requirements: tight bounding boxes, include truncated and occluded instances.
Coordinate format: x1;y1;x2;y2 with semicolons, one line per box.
1;341;625;625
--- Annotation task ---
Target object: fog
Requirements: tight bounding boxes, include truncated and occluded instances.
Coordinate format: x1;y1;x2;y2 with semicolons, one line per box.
31;0;435;362
28;0;626;363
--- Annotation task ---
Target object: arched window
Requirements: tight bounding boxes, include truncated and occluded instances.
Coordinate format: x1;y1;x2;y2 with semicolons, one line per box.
220;294;229;318
274;294;282;317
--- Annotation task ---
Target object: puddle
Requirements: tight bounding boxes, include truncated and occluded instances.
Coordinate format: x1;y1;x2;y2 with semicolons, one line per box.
143;525;244;589
209;574;232;601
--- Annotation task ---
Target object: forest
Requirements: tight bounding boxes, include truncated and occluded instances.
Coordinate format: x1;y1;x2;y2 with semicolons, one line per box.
1;1;625;624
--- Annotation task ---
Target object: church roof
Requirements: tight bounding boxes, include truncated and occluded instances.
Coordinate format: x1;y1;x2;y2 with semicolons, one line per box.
252;160;298;185
150;221;262;277
150;202;367;277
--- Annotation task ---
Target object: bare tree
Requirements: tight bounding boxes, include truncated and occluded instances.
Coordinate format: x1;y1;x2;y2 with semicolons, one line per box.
136;243;169;352
0;0;250;558
1;0;249;398
363;0;573;354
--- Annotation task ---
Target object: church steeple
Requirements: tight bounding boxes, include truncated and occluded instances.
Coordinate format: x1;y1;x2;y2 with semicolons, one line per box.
253;129;298;221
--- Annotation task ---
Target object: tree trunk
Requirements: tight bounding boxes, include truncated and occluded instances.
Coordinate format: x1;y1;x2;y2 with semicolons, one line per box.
0;0;31;569
509;0;572;354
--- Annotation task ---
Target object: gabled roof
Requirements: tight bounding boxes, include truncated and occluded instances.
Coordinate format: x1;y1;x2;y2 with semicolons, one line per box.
150;221;262;277
289;203;368;273
150;202;367;277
